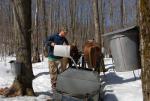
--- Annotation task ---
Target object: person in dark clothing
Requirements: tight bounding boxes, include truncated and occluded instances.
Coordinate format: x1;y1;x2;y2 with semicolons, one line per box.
46;26;69;92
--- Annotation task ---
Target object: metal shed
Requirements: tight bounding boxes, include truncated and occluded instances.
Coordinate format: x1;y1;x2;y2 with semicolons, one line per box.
103;26;140;72
100;0;140;72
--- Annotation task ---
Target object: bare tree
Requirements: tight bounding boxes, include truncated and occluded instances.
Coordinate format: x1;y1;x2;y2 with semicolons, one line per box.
69;0;76;42
92;0;101;44
92;0;105;73
42;0;48;38
140;0;150;100
1;0;35;96
32;0;41;63
41;0;48;60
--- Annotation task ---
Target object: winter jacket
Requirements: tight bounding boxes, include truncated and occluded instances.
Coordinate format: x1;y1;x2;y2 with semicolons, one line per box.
46;33;69;59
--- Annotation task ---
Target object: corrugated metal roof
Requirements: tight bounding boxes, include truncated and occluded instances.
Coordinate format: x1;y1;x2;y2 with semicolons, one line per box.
102;25;137;37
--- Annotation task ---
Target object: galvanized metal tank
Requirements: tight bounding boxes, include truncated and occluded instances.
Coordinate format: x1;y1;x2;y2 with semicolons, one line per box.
55;68;100;101
103;27;140;72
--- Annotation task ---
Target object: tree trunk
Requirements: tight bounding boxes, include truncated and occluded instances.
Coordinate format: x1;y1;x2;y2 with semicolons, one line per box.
41;0;48;60
2;0;35;96
42;0;48;38
32;0;41;63
92;0;105;73
69;0;76;42
92;0;101;44
140;0;150;101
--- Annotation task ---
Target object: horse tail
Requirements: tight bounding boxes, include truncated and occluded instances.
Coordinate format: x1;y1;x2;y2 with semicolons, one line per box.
89;47;92;67
89;46;96;68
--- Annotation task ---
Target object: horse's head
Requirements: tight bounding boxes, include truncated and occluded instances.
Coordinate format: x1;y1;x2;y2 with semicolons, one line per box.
67;43;81;67
70;44;80;60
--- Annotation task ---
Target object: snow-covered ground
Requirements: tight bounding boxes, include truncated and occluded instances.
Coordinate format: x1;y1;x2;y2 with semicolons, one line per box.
0;57;52;101
103;58;143;101
0;57;143;101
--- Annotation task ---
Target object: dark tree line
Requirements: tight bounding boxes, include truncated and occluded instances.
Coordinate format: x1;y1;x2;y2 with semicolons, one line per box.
0;0;139;57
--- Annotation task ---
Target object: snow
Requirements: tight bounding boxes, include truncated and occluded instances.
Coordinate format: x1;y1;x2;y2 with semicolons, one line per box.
0;57;52;101
103;70;142;101
0;56;143;101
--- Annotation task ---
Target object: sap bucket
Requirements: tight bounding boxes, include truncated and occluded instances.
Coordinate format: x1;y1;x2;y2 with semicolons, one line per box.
54;45;70;57
9;60;22;76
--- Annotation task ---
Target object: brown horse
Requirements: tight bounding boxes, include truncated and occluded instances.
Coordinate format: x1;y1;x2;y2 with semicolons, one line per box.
83;40;104;73
69;44;81;67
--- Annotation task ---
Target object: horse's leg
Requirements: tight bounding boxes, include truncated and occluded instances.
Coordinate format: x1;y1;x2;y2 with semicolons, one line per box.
81;55;85;68
100;54;106;75
96;60;100;73
68;58;73;67
95;53;106;75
